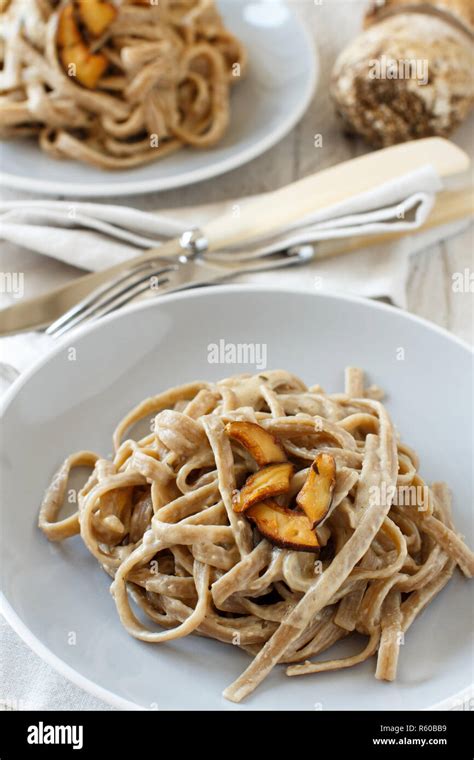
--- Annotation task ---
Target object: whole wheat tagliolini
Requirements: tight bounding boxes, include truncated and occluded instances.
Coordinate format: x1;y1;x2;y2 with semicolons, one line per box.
0;0;246;168
39;368;474;702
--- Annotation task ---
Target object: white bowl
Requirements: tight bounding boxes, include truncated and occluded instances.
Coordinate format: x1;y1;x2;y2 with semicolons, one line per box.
1;285;472;710
0;1;317;197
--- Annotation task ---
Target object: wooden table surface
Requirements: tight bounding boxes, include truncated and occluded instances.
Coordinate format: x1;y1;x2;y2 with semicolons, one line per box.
1;0;473;342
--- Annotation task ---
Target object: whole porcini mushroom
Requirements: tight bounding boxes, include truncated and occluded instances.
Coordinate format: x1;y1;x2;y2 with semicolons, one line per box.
331;0;474;147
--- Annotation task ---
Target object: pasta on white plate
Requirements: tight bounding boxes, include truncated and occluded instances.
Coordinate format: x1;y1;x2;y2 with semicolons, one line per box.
0;0;246;168
39;368;474;702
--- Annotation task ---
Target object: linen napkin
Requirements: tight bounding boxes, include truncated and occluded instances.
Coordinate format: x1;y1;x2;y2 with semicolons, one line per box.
0;165;469;387
0;166;440;270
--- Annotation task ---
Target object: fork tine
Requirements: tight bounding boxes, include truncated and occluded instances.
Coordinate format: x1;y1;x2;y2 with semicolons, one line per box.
88;276;170;322
46;259;170;336
49;268;173;338
50;278;170;339
47;244;314;339
46;260;176;337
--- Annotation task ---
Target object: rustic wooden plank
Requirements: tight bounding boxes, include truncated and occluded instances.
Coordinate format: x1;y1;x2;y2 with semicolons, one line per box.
441;230;474;344
406;242;449;329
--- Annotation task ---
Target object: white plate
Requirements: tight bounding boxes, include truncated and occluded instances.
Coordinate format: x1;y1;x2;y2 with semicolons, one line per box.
1;286;473;710
0;1;317;197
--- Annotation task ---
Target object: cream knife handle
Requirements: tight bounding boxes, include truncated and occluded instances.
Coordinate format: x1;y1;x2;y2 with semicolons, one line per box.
202;137;470;250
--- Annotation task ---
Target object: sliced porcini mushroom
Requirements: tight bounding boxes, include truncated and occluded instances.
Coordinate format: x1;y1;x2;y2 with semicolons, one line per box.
59;43;109;88
77;0;118;37
296;452;336;528
57;4;109;89
226;421;287;466
246;500;319;552
233;462;293;514
57;4;82;47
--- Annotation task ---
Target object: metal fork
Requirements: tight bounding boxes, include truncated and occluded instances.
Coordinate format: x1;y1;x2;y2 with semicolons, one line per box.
46;243;315;338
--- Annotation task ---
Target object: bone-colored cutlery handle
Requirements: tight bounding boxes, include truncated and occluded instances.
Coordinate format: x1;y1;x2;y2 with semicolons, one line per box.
202;138;470;250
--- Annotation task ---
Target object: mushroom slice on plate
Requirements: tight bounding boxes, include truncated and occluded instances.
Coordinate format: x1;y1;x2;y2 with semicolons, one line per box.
77;0;118;37
233;462;294;513
226;421;287;466
57;4;82;47
59;43;109;89
57;4;111;89
246;500;319;552
296;453;336;528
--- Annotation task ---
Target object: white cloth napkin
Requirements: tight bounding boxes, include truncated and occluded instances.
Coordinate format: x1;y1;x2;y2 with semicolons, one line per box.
0;165;470;387
0;166;440;270
0;617;112;711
